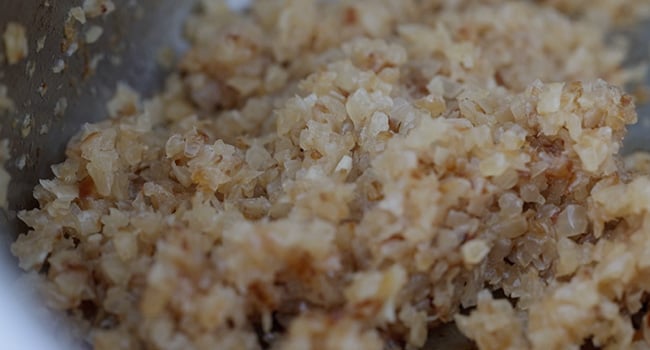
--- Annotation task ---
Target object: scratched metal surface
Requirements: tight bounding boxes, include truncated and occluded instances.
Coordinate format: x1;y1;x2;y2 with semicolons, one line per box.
0;1;647;349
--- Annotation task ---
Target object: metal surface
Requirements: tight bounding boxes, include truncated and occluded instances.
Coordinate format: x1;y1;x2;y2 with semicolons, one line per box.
0;0;196;259
0;1;197;348
620;19;650;153
0;2;647;350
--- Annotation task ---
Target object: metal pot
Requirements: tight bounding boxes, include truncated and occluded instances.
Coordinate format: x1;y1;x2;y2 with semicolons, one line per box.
0;1;196;348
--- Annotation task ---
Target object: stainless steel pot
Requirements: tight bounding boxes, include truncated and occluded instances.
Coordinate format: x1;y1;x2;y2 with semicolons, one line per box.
0;0;196;252
0;1;196;348
0;1;647;349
